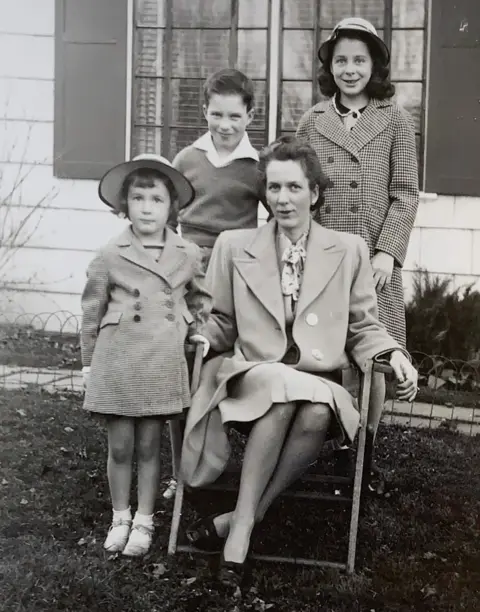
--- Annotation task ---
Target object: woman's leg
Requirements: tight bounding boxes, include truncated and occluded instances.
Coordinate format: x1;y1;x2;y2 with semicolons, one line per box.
255;401;331;522
106;416;135;510
222;402;296;564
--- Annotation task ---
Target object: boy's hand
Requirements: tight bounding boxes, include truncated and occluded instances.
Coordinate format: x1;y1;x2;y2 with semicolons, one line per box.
82;366;90;391
389;351;418;402
190;334;210;357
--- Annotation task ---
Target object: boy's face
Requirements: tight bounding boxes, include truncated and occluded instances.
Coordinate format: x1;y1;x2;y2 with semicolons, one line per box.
127;179;171;240
203;93;254;153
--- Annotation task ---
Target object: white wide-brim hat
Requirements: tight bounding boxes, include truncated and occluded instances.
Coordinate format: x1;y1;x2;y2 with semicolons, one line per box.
98;154;195;211
318;17;390;66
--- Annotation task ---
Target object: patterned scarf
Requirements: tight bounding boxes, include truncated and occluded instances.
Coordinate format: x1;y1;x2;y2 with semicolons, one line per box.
280;231;309;303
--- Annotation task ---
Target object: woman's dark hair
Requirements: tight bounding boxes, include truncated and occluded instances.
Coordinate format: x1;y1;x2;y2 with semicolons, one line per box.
318;31;395;100
204;68;255;112
118;168;178;224
258;136;329;212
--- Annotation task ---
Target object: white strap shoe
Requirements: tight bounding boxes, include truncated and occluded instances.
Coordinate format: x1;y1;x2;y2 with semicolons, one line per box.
104;518;132;553
122;523;154;557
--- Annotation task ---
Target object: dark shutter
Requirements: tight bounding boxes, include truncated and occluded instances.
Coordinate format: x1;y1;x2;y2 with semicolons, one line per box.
424;0;480;196
54;0;129;179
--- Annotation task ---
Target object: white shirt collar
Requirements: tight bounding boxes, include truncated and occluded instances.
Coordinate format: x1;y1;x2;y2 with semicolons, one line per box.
193;132;259;168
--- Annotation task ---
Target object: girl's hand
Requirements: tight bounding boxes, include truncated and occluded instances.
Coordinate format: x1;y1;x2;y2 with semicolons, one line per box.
190;334;210;358
389;351;418;402
371;251;394;292
82;366;91;391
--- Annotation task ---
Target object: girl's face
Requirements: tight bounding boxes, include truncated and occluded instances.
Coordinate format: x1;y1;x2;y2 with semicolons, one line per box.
331;37;373;103
127;179;171;240
265;160;318;240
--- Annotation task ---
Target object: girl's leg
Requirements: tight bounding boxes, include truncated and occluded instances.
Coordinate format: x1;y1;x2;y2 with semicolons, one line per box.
104;416;135;552
222;402;295;564
123;417;164;556
364;372;387;493
255;401;331;522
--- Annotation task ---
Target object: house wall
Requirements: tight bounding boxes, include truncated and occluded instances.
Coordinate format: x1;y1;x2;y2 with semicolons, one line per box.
0;0;479;331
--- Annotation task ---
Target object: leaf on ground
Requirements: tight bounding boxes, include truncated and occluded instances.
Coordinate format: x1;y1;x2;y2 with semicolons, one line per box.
181;577;197;586
64;426;74;433
59;447;70;453
422;585;437;598
152;563;168;578
77;538;87;546
20;498;28;505
423;551;437;560
1;479;8;485
16;409;27;417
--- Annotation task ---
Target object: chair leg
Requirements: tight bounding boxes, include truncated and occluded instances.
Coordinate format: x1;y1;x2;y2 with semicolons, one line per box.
168;473;185;555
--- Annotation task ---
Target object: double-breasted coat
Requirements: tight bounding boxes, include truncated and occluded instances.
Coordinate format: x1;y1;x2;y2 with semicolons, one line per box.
180;220;408;487
81;226;211;417
296;97;419;346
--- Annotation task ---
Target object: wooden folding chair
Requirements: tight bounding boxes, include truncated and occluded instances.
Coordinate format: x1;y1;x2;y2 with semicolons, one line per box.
168;348;391;574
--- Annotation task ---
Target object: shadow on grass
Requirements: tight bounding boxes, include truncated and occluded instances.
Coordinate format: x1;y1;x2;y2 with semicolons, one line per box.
0;389;479;611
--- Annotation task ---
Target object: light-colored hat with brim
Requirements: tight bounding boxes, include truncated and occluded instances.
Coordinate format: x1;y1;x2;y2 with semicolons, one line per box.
318;17;390;66
98;153;195;212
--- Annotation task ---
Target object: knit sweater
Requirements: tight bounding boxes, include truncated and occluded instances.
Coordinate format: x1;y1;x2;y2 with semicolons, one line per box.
173;146;264;248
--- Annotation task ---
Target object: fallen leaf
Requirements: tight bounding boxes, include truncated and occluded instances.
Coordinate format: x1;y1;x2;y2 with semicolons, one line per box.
29;488;36;493
423;552;437;560
152;563;168;578
1;479;8;485
421;585;437;598
64;427;74;433
16;409;27;417
20;498;28;505
77;538;87;546
181;577;197;586
60;447;70;453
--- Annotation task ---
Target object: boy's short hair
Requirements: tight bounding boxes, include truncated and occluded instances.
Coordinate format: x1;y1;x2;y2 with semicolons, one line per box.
203;68;255;111
118;168;178;224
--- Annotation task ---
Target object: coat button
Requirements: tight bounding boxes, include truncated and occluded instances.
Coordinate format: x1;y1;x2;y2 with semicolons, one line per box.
327;156;334;163
133;289;140;297
133;314;141;322
134;302;141;311
350;205;359;213
164;287;172;295
166;313;175;322
312;349;324;361
306;313;318;326
165;300;174;309
324;205;332;214
350;180;358;189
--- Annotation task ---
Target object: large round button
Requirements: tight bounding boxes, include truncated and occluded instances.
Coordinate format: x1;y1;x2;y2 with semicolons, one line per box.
133;314;141;322
133;289;140;297
306;313;318;326
165;300;174;309
166;313;175;321
324;205;332;214
350;205;359;213
164;287;172;295
327;156;334;163
350;180;358;189
134;302;141;311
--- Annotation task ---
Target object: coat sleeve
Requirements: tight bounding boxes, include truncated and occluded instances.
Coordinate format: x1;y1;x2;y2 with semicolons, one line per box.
347;237;408;370
375;108;419;267
295;108;313;143
184;245;212;337
80;252;110;367
203;232;238;352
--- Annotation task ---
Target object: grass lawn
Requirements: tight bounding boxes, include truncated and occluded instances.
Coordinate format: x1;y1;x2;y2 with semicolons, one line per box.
1;388;479;611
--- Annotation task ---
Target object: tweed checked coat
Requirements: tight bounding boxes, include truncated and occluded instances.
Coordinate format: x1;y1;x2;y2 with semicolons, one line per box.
180;220;407;487
81;226;211;417
296;97;419;346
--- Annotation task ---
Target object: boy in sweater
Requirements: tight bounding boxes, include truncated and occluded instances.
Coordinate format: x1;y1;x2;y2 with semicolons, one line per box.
172;68;266;266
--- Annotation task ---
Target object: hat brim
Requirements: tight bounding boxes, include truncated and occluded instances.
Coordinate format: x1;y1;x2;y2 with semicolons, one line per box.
318;30;390;66
98;159;195;211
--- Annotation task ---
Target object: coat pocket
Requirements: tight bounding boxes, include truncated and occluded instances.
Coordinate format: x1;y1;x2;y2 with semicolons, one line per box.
99;311;123;329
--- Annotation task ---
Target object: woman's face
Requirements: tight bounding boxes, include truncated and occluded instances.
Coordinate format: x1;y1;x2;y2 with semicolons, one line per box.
331;37;373;102
265;160;319;238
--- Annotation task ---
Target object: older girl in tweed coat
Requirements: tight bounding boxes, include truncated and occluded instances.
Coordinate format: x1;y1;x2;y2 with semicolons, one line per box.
296;17;419;493
81;154;211;556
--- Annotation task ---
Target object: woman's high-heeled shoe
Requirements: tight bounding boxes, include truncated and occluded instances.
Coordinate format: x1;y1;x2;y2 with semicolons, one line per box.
218;554;247;588
186;514;225;552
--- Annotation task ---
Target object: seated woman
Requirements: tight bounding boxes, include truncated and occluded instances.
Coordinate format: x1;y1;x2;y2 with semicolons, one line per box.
180;136;417;582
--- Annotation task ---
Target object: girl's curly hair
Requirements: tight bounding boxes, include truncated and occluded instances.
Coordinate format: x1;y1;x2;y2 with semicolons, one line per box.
318;31;395;100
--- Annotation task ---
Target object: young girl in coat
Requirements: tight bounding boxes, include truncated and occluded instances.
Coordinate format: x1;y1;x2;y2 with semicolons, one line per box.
296;17;419;492
81;154;211;556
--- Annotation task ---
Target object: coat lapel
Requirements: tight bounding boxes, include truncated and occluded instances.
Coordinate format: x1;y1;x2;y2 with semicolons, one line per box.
116;226;187;285
295;223;346;319
233;221;285;330
314;101;359;157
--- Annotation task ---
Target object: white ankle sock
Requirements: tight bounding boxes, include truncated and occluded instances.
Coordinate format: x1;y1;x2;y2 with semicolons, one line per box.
133;512;153;528
113;507;132;522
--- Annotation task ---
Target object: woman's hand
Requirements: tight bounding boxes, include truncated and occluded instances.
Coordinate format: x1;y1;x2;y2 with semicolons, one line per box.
371;251;394;292
389;351;418;402
190;334;210;358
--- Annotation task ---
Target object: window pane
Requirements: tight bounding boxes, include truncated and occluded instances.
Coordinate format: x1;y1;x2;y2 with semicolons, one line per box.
135;0;166;27
392;0;425;27
171;30;230;78
132;126;162;156
248;130;268;149
250;80;267;129
394;81;422;132
282;30;313;80
237;30;268;78
134;77;163;125
136;28;164;76
320;0;385;28
170;128;205;158
172;0;232;27
283;0;315;28
170;79;204;126
391;30;424;80
281;81;313;130
238;0;268;27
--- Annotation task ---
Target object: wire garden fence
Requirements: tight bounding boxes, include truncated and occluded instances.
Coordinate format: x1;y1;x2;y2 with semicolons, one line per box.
0;311;479;435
